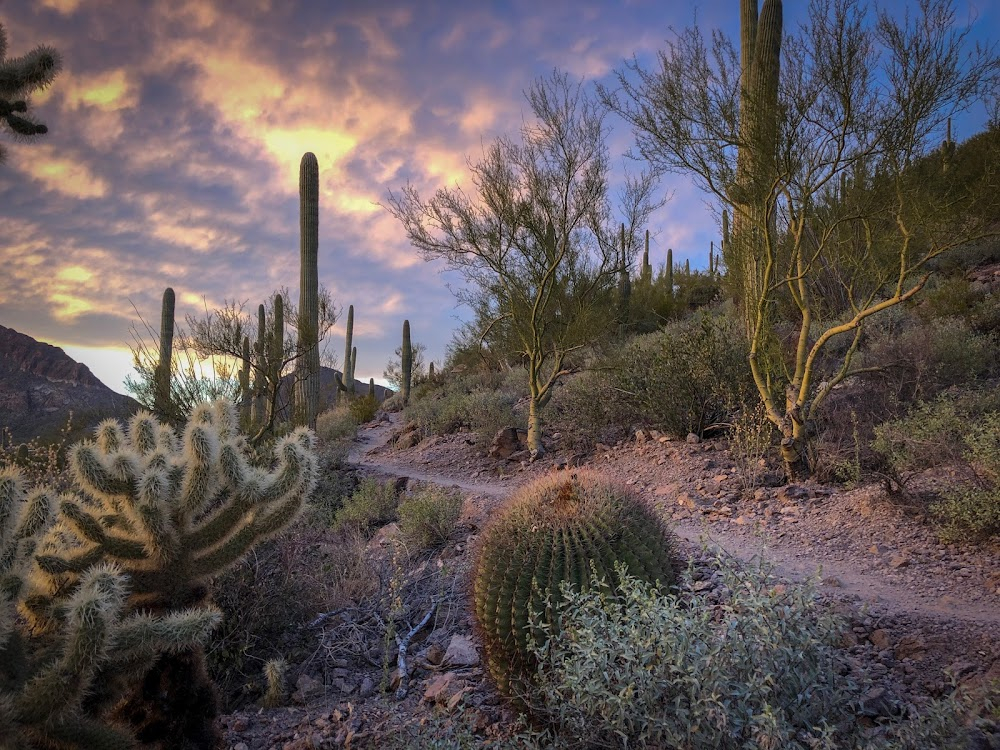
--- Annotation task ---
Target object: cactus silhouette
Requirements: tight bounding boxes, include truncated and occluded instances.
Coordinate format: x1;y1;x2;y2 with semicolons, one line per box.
336;304;354;400
401;319;412;405
295;152;321;429
153;287;175;422
0;22;62;164
472;470;677;702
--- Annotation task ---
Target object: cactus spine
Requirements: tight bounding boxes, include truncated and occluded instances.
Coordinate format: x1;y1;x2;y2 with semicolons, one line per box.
295;152;321;429
401;319;412;405
154;287;175;421
337;304;354;400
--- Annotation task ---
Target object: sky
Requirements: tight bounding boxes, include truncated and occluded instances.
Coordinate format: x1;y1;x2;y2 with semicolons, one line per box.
1;0;997;397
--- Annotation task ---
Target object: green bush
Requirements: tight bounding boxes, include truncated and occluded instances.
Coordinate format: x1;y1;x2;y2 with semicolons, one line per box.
404;372;523;444
862;315;999;404
349;394;379;424
316;404;359;442
397;486;463;550
529;557;855;750
873;393;1000;541
546;370;632;451
332;478;399;536
611;312;755;438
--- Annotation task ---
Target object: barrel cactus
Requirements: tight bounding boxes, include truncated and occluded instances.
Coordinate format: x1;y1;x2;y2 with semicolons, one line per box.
472;469;678;701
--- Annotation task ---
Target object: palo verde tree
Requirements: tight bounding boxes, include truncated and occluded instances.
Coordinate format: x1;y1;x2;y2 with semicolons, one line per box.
387;69;661;456
0;22;61;164
603;0;1000;479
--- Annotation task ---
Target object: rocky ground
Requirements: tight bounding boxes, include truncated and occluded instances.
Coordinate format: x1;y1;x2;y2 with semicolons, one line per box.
221;413;1000;750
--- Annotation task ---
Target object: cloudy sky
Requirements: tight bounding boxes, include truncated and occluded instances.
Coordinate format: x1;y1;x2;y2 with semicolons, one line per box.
1;0;996;396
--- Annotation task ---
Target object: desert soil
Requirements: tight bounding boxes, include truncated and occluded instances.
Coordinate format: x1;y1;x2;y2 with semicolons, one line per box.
221;413;1000;750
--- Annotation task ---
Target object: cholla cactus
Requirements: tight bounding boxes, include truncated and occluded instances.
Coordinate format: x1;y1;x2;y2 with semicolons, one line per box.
0;22;62;165
21;400;316;746
1;468;219;749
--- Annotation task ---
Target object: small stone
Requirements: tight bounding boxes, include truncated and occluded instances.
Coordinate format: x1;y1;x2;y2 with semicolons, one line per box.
424;672;457;703
358;677;375;699
869;629;891;650
232;718;249;732
635;429;648;444
889;555;911;569
894;634;926;661
443;634;480;667
777;484;811;503
686;433;701;444
424;643;445;665
233;744;250;750
292;673;323;704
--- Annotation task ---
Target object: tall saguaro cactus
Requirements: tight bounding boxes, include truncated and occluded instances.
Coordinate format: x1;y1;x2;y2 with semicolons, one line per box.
401;319;412;405
667;248;674;297
337;304;354;400
267;294;284;428
730;0;783;334
641;229;652;284
252;303;267;428
295;152;321;429
154;287;175;421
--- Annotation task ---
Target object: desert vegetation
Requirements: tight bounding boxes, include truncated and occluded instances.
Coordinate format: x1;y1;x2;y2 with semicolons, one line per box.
3;1;1000;748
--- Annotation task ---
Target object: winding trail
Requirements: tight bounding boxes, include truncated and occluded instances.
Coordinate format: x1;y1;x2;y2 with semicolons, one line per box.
350;414;1000;628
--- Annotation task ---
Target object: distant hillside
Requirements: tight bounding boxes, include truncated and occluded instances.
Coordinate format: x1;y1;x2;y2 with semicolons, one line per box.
0;324;140;444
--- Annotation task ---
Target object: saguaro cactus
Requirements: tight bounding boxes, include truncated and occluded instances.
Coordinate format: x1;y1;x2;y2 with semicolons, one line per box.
401;319;412;405
295;152;321;429
154;287;175;421
337;304;354;400
667;248;674;297
941;117;956;172
251;303;267;428
239;335;251;425
368;378;376;399
730;0;783;334
265;294;284;429
641;228;652;284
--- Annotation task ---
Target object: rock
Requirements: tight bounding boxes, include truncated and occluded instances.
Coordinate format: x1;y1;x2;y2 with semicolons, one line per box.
894;634;927;661
424;672;458;703
233;744;249;750
292;673;324;704
869;629;891;650
686;433;701;444
423;642;445;666
635;428;648;444
889;555;911;569
489;427;527;459
358;677;376;699
396;430;423;449
857;686;900;719
777;484;811;503
443;634;480;667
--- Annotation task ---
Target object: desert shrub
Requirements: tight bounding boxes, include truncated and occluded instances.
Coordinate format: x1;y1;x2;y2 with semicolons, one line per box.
545;370;633;451
404;372;522;444
207;528;330;709
349;394;379;424
397;486;463;550
381;391;405;412
873;392;1000;541
307;441;358;526
316;404;359;442
864;681;1000;750
728;401;777;492
862;315;999;404
473;470;677;702
611;312;755;438
528;557;856;750
333;478;399;536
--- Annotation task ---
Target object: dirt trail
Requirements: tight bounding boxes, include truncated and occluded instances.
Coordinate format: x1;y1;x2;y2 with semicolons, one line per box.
353;413;1000;627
